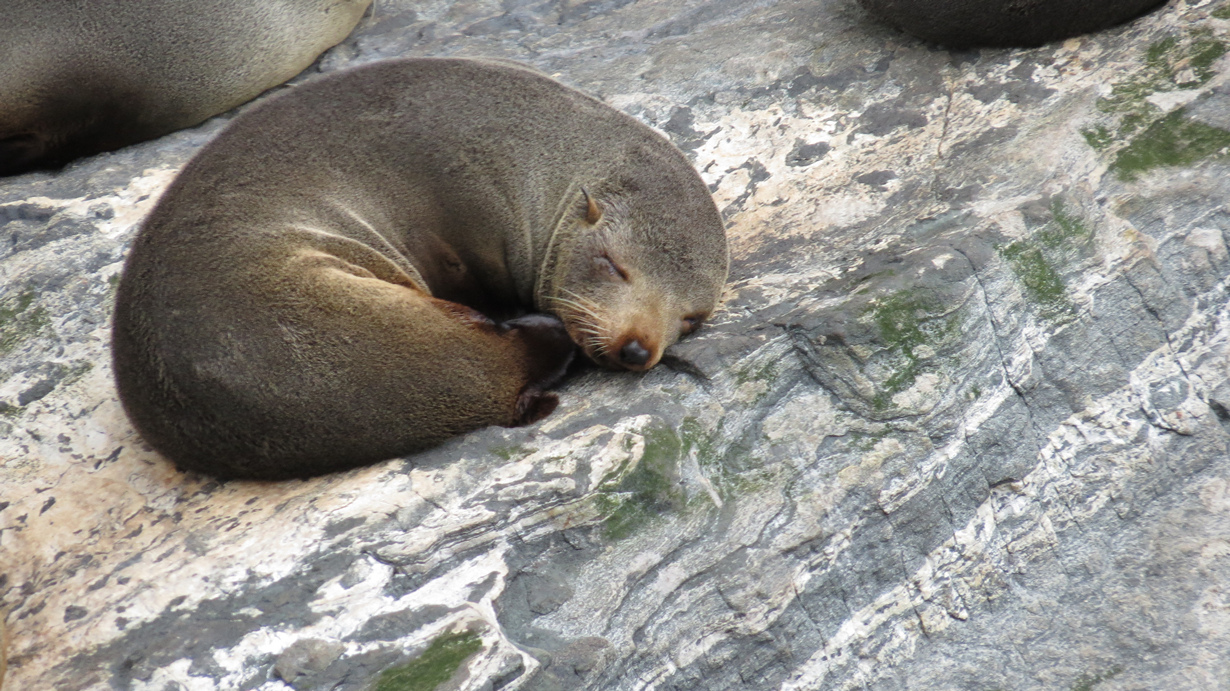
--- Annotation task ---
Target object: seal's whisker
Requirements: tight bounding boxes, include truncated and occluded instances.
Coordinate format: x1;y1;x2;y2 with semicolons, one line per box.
549;291;615;360
553;291;605;323
550;292;610;342
560;289;604;314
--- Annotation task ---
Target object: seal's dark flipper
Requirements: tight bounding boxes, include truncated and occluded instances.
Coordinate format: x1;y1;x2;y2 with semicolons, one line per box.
0;133;45;177
500;313;574;427
503;313;576;390
513;390;559;426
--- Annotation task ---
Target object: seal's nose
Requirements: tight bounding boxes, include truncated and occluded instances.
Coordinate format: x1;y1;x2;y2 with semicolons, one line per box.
619;340;651;367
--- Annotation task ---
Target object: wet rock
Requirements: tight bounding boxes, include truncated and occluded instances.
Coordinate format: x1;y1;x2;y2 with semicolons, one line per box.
274;638;344;689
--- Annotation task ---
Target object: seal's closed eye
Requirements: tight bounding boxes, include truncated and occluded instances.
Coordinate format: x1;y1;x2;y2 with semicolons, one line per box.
595;253;628;281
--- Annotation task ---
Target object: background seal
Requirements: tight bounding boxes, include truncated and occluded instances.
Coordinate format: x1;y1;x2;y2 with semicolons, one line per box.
856;0;1169;47
0;0;371;176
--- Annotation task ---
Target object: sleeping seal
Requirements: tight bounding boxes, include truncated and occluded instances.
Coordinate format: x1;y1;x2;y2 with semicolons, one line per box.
112;58;729;480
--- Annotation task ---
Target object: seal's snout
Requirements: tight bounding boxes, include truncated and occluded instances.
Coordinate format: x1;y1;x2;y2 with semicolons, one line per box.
619;340;651;367
607;333;659;371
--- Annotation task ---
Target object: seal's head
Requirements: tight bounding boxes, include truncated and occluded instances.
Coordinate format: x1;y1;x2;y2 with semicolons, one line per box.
539;145;728;371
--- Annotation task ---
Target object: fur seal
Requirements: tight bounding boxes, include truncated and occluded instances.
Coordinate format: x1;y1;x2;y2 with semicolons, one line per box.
856;0;1167;47
0;0;371;176
112;58;728;480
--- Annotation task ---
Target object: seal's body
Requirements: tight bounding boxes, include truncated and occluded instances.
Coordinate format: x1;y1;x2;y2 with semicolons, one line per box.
112;58;728;480
856;0;1166;47
0;0;371;176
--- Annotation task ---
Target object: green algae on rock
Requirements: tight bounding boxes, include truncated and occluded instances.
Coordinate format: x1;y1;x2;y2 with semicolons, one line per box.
372;631;483;691
864;291;958;410
997;200;1095;320
0;290;50;355
1111;108;1230;180
595;424;685;540
1083;26;1230;179
1000;241;1072;319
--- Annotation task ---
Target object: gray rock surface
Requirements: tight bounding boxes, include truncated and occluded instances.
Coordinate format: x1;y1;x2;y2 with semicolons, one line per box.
3;0;1230;689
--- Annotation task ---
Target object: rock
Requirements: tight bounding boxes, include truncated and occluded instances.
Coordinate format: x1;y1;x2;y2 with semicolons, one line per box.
3;0;1230;689
855;0;1169;47
273;638;343;689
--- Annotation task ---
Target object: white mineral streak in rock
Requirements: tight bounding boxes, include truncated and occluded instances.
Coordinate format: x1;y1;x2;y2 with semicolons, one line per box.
1145;88;1204;113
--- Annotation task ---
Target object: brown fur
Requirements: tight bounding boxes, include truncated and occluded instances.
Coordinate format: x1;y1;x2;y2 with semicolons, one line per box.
0;0;371;176
112;58;727;480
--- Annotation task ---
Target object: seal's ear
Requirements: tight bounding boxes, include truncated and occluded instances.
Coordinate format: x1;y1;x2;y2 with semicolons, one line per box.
581;187;602;225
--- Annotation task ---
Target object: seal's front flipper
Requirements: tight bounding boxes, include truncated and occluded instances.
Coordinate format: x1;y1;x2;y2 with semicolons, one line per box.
503;313;576;391
499;313;574;428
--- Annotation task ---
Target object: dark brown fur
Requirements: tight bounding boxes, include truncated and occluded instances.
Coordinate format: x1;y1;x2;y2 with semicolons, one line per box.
856;0;1167;47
